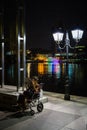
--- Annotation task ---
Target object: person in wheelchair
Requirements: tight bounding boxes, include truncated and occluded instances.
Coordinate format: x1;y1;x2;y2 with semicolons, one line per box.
23;76;40;100
17;76;43;112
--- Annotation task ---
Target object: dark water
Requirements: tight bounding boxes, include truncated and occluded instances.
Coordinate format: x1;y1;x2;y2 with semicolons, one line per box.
28;62;87;97
1;61;87;97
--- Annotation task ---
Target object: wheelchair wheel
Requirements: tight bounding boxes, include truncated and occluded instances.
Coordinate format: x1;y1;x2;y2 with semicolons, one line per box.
37;102;43;112
30;109;35;116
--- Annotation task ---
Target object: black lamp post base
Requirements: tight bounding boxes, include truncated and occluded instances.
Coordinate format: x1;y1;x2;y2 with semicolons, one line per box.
64;94;70;100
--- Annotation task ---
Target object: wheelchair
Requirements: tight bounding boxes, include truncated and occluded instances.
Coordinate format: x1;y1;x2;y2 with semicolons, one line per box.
17;78;44;115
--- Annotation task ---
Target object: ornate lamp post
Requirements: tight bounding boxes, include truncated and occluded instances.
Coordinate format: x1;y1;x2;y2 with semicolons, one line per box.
53;28;84;100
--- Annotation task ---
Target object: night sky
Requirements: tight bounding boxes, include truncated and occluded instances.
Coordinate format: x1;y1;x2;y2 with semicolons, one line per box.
26;1;87;50
1;0;87;50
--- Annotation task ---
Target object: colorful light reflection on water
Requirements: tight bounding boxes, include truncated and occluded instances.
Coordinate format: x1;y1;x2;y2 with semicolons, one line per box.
3;56;87;97
27;57;75;79
37;57;61;78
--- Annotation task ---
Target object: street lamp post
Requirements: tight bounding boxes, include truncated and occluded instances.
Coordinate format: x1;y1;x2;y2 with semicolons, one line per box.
53;28;84;100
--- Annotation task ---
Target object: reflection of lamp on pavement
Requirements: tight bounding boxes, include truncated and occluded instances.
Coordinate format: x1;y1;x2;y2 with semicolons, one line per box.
53;28;84;100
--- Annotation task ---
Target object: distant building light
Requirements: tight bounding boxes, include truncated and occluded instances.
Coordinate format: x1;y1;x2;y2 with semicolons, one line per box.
75;46;85;48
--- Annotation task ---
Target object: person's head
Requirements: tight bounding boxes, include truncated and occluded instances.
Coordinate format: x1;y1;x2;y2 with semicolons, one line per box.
32;76;38;81
32;76;38;83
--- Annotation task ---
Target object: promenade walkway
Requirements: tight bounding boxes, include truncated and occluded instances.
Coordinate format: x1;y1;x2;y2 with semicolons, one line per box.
0;86;87;130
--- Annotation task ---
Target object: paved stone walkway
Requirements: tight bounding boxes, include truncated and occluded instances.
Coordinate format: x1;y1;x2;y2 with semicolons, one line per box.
0;91;87;130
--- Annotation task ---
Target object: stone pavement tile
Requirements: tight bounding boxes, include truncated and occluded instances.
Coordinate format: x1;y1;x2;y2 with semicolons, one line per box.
60;127;75;130
3;109;80;130
66;116;87;130
80;108;87;116
0;111;34;130
38;109;80;127
57;102;87;116
44;102;83;116
46;96;64;104
44;102;62;111
19;119;60;130
4;121;59;130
